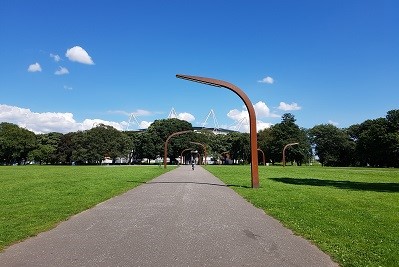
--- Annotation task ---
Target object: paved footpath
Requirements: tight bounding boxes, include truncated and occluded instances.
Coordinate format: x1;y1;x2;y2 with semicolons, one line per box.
1;165;338;267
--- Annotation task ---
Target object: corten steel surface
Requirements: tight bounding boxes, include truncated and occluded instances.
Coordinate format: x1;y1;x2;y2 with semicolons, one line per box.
258;148;266;166
164;130;193;169
190;142;207;165
180;148;193;165
282;142;299;167
176;74;259;188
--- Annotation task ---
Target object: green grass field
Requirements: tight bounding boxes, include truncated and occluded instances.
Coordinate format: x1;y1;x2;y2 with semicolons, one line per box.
204;165;399;267
0;165;172;251
1;165;398;266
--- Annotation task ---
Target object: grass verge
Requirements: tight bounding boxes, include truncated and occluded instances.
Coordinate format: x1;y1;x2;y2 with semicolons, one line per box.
204;165;399;267
0;165;172;251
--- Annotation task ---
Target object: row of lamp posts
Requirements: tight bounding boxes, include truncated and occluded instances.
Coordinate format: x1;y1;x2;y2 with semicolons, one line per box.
163;74;299;188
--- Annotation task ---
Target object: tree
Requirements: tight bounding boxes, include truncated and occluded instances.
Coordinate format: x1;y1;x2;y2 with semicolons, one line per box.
349;114;398;167
258;127;273;164
30;132;62;164
265;113;311;165
133;132;157;163
309;124;355;166
56;132;74;164
85;124;131;164
0;122;36;165
225;132;250;164
147;118;193;163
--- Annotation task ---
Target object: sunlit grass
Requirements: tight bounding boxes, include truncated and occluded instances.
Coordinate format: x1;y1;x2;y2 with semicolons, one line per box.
0;165;172;251
204;165;399;267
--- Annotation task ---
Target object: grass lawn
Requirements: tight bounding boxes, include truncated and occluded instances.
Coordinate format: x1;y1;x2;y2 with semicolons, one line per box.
0;165;172;251
204;165;399;267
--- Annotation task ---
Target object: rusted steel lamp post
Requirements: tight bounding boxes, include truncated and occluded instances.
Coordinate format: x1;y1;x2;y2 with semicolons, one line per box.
180;148;193;165
176;74;259;188
282;142;299;167
190;141;207;165
164;130;193;169
257;148;266;166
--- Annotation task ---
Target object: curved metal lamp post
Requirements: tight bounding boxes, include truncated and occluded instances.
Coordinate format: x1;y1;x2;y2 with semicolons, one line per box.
164;130;193;168
176;74;259;188
180;148;193;165
190;142;207;165
282;142;299;167
257;148;266;166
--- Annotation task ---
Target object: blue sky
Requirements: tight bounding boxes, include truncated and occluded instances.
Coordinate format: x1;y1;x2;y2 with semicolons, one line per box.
1;0;398;133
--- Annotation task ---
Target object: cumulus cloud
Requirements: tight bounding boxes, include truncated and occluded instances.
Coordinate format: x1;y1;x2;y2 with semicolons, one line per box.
50;53;61;62
328;120;339;126
227;108;249;123
258;76;274;84
257;121;273;131
28;62;42;72
0;104;124;134
64;85;73;90
278;102;301;111
227;101;278;133
65;46;94;65
254;101;280;118
139;121;152;129
177;112;195;122
55;66;69;75
168;111;195;122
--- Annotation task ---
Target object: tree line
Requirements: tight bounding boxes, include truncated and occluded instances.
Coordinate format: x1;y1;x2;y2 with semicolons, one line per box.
1;109;398;167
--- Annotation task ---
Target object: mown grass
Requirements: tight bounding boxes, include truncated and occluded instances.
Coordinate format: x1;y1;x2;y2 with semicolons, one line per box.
204;165;399;267
0;165;172;251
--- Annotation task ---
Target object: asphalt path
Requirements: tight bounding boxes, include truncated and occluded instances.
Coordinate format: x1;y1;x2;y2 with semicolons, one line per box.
0;165;338;266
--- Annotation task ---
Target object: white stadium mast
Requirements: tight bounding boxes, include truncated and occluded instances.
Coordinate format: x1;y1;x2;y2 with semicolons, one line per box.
125;113;140;131
201;109;220;133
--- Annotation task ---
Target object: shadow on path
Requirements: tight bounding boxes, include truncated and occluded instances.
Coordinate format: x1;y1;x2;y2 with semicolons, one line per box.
270;177;399;193
126;180;251;189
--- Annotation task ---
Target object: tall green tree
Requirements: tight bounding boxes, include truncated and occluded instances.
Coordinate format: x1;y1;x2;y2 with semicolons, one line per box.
0;122;36;165
349;111;399;167
265;113;311;165
29;132;62;164
147;118;194;163
56;132;74;164
310;124;355;166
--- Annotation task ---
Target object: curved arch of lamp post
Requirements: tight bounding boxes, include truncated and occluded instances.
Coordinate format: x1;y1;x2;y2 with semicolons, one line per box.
164;130;193;168
282;142;299;167
176;74;259;188
190;142;207;165
257;148;266;166
180;148;193;165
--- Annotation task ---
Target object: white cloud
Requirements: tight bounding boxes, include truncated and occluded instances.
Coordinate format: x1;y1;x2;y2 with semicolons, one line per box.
177;112;195;122
0;104;124;134
278;102;301;111
328;120;339;126
55;66;69;75
139;121;152;129
168;110;195;122
64;85;73;90
258;76;274;84
133;109;154;116
254;101;280;118
227;101;278;133
50;53;61;62
257;121;273;131
65;46;94;65
108;109;158;117
28;62;42;72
